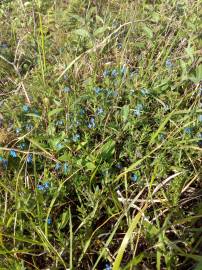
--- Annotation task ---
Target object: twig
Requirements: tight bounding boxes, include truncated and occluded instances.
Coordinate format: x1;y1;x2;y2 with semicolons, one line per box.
0;54;31;104
152;172;183;196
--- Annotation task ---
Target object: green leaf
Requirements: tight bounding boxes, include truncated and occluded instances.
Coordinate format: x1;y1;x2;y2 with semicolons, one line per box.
48;108;64;118
58;152;71;161
98;139;115;161
26;113;41;119
58;211;69;229
74;28;91;38
28;138;53;158
122;105;130;122
85;162;96;171
149;110;176;146
151;12;160;23
185;44;194;62
142;25;153;39
113;204;147;270
196;64;202;82
123;253;145;269
96;15;104;24
94;26;109;37
180;60;188;81
194;261;202;270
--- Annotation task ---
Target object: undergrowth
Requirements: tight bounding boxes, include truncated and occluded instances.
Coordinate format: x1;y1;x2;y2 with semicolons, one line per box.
0;0;202;269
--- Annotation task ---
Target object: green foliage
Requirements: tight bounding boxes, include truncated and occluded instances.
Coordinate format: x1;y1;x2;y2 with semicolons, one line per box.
0;0;201;269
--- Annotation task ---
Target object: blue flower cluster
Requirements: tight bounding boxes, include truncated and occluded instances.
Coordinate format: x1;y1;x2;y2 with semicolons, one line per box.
0;157;8;168
140;88;150;96
56;143;63;150
10;150;17;158
103;66;127;78
27;154;33;163
37;182;50;191
63;162;69;174
23;104;29;113
131;173;139;182
72;134;80;142
64;86;71;93
104;263;112;270
55;162;69;174
166;59;172;69
198;115;202;122
19;142;26;150
184;127;192;135
47;217;52;224
94;87;102;94
96;108;104;115
88;117;96;129
134;104;143;117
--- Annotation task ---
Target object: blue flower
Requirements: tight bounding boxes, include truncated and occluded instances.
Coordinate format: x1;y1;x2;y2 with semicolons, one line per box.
72;134;80;142
23;104;29;113
0;42;8;49
56;143;63;150
80;109;85;115
16;128;21;134
55;162;62;170
88;117;96;129
113;90;118;97
134;104;143;116
27;154;32;163
64;86;70;93
19;142;26;150
158;134;165;141
197;133;202;148
59;47;64;53
33;109;39;115
198;133;202;138
47;217;52;225
25;123;34;131
130;89;135;95
166;59;172;69
96;108;104;115
10;150;17;158
115;163;122;169
56;120;64;126
117;43;122;49
120;65;127;75
63;162;69;174
130;71;137;78
94;87;102;94
163;104;169;112
103;70;110;77
37;184;45;191
184;127;192;135
2;159;8;168
198;115;202;122
131;173;138;182
140;88;149;96
106;90;113;97
75;120;80;127
37;182;49;191
44;182;50;189
0;157;7;168
111;69;118;77
104;263;112;270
